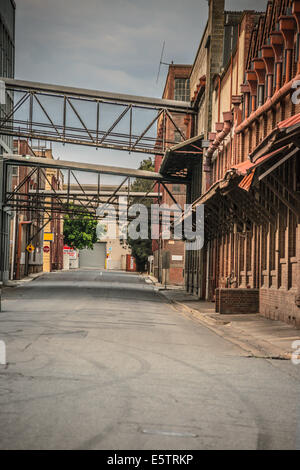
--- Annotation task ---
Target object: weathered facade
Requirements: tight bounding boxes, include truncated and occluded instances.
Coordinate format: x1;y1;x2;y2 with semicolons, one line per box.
200;0;300;325
184;5;262;301
33;147;64;273
9;142;64;278
159;0;300;326
10;140;44;279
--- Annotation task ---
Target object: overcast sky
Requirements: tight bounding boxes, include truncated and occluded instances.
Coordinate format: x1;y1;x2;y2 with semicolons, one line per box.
14;0;266;182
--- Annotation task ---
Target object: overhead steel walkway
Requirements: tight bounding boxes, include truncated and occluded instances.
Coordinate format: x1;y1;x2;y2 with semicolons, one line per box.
0;78;196;282
0;78;195;155
1;153;185;218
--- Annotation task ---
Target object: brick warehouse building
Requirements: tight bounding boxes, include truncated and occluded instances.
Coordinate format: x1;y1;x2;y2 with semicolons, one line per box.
159;0;300;326
10;141;64;278
153;64;192;285
11;140;44;279
34;146;64;273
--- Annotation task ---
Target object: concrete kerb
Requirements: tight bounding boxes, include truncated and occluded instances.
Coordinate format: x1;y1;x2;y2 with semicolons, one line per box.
170;296;294;360
3;271;47;288
146;276;296;361
142;273;184;291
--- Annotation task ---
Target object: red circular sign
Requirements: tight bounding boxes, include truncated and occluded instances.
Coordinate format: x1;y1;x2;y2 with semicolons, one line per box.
43;246;50;253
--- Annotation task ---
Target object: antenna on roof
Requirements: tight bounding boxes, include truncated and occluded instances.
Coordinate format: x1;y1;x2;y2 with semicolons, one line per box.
156;41;172;84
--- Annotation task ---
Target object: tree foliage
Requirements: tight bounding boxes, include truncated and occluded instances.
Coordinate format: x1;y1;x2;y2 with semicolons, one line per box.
128;237;152;272
130;157;155;193
63;211;98;250
127;157;154;271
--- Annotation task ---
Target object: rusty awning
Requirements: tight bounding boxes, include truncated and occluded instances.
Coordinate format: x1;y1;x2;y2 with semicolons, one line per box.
239;145;296;191
249;112;300;162
160;134;204;179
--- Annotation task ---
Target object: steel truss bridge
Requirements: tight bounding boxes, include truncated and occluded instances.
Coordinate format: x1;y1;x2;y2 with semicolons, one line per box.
2;154;185;221
0;78;195;281
0;78;195;155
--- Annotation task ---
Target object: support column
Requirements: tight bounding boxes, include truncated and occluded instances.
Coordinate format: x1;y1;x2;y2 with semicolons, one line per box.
0;157;10;283
253;58;266;107
246;71;257;113
270;32;284;92
279;15;296;83
241;84;250;119
292;0;300;73
262;46;275;99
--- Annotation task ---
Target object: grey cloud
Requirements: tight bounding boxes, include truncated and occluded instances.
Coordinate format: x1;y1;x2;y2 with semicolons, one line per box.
14;0;267;177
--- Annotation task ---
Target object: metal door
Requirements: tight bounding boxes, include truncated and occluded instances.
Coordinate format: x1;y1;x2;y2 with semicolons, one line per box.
79;242;106;269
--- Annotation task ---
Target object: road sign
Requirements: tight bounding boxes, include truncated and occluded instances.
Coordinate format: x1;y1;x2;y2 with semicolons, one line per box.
26;243;35;253
43;246;50;253
69;250;77;259
44;233;54;241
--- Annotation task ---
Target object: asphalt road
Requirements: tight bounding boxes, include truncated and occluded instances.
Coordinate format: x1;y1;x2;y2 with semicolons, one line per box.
0;269;299;450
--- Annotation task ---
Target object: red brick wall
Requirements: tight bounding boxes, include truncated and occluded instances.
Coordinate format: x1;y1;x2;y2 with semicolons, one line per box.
169;267;185;285
216;288;259;314
260;288;300;327
162;240;185;285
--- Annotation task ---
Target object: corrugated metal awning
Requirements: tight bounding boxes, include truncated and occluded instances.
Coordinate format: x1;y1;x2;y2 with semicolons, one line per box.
278;112;300;129
239;145;291;191
250;112;300;162
160;134;204;179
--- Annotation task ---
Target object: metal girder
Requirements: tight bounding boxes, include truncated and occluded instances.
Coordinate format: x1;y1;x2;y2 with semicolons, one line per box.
99;177;129;215
3;154;186;183
161;182;182;211
2;155;177;221
26;190;161;197
0;78;195;155
1;78;194;111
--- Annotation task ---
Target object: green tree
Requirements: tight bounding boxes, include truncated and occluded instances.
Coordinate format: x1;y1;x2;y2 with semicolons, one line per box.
130;157;154;193
128;237;152;272
127;157;154;271
63;212;99;250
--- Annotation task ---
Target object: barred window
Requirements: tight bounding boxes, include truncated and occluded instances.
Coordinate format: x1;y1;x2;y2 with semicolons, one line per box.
174;78;190;101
